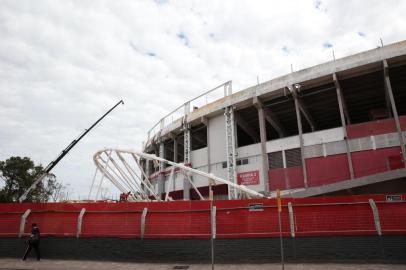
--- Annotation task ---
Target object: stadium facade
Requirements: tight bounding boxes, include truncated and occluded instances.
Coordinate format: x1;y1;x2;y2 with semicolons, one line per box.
2;41;406;264
142;40;406;200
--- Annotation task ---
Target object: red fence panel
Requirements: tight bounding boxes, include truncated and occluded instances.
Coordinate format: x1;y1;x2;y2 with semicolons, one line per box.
214;199;290;238
144;200;210;239
26;212;77;236
293;203;376;237
0;213;20;236
377;201;406;234
81;212;141;238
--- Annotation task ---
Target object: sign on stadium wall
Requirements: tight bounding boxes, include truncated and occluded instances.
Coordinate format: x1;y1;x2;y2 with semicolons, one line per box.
237;170;260;185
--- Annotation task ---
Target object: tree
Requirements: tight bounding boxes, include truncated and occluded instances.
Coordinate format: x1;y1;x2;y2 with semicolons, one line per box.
0;156;62;203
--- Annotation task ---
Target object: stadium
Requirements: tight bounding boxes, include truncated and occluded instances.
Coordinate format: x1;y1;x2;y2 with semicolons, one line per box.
1;40;406;264
140;39;406;200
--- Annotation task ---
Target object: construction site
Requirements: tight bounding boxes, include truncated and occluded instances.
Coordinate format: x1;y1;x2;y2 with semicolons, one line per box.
1;40;406;267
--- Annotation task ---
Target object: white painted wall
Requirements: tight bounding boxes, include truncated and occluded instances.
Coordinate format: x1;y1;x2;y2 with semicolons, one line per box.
266;127;344;153
237;143;261;158
303;127;344;146
208;114;226;164
266;135;300;152
191;147;208;167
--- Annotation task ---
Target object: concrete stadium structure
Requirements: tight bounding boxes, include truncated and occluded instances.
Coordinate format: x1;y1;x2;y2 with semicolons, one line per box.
142;40;406;201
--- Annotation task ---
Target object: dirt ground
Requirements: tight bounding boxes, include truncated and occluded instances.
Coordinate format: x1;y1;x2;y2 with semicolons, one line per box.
1;258;405;270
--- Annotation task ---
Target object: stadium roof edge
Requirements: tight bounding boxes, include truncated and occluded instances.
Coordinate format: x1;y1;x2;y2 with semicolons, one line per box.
146;39;406;148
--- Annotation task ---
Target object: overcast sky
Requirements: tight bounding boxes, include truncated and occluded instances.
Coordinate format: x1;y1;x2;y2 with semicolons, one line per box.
1;0;405;199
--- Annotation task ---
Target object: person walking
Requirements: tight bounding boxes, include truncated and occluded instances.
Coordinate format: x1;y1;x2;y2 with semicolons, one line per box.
22;223;41;261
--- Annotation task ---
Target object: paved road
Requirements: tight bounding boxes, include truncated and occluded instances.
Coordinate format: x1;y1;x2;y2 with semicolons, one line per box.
1;259;405;270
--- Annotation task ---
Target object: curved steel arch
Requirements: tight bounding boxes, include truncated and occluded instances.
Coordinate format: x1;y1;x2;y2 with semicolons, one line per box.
91;149;267;201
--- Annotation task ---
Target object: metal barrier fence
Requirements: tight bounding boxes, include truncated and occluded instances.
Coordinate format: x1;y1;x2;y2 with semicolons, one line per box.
0;194;405;239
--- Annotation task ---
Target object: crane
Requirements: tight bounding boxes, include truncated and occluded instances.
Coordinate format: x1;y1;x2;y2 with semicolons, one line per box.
19;100;124;203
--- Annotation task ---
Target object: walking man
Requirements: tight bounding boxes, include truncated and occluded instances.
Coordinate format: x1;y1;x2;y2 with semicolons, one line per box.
22;223;41;261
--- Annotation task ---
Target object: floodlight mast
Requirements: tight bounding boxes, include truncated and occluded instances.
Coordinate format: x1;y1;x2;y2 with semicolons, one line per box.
19;100;124;203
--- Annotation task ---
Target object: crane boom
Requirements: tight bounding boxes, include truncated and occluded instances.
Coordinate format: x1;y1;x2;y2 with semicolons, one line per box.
19;100;124;202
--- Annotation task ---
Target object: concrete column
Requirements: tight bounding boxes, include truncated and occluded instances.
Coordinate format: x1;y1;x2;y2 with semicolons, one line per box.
158;142;165;197
206;119;211;174
202;116;214;197
207;120;213;198
383;59;406;164
173;137;178;163
253;97;270;194
200;117;211;173
183;124;191;200
292;85;308;188
333;73;355;179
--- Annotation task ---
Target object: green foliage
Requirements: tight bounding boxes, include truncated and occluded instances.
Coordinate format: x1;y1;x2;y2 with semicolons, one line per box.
0;156;60;203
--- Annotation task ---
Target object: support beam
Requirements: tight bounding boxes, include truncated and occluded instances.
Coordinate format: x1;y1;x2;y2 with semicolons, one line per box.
109;156;143;198
158;142;165;197
384;85;393;118
115;152;151;200
254;96;286;138
96;150;114;199
288;202;295;238
183;171;205;200
368;199;382;236
264;108;286;137
383;59;406;164
211;205;216;239
234;112;259;143
145;157;151;197
139;159;146;194
292;85;308;188
19;209;31;238
291;88;316;131
183;122;192;200
225;106;238;199
173;137;178;163
168;132;179;162
76;208;86;238
211;204;216;269
132;154;160;200
333;73;355;179
253;96;270;193
96;156;128;195
202;116;212;187
165;166;175;201
333;74;351;125
140;207;148;240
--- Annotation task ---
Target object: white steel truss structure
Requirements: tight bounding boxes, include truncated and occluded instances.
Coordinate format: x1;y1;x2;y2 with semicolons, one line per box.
91;149;266;201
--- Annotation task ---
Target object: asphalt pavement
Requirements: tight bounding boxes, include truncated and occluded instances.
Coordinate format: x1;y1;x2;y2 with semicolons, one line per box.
0;258;405;270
